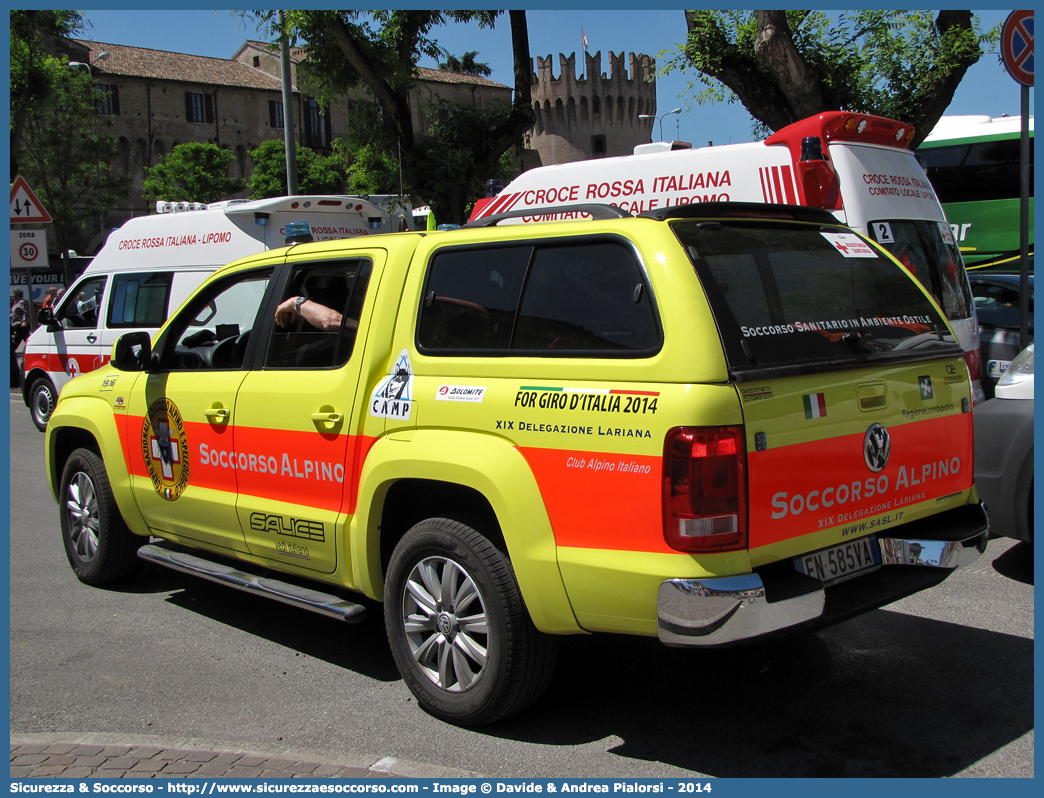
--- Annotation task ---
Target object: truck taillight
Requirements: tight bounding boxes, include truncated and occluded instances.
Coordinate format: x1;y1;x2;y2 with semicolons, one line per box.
663;426;747;553
964;346;983;404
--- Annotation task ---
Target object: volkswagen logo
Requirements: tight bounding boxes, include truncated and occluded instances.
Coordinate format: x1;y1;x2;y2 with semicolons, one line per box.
437;613;454;636
864;424;891;472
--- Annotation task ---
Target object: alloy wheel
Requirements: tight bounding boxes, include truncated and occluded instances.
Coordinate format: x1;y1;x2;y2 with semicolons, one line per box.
65;471;100;562
401;556;490;692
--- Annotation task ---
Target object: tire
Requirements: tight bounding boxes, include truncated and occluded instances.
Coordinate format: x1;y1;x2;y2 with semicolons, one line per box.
59;448;143;586
29;377;56;432
384;517;558;726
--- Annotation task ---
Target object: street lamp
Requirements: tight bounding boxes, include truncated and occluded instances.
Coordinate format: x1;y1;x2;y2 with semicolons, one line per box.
68;51;111;245
68;51;110;74
639;107;682;142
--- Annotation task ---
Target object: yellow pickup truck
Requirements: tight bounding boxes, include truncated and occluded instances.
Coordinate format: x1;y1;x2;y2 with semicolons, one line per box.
45;202;988;725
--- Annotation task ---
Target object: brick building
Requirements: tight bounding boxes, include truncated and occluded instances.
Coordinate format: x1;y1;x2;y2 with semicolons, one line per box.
64;38;512;254
530;50;656;164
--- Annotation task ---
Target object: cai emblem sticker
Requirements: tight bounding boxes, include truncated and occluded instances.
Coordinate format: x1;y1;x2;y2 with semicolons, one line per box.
370;349;413;419
821;232;878;258
918;375;934;400
141;397;190;501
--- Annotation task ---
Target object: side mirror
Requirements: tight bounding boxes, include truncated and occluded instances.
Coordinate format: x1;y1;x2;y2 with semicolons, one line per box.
113;331;152;372
37;307;53;324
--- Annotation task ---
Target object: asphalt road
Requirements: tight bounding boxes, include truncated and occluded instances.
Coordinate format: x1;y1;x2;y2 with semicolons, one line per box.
9;396;1035;778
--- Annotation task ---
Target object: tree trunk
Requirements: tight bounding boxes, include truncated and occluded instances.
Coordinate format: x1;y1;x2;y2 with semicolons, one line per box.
326;15;415;149
906;11;980;147
510;10;533;112
753;10;827;121
684;10;799;133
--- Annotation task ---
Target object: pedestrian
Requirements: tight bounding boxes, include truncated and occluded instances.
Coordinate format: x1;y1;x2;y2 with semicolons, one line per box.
10;289;30;388
41;286;59;311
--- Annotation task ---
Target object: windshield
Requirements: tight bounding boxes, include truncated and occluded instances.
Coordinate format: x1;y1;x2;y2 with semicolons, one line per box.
865;219;973;322
671;219;958;372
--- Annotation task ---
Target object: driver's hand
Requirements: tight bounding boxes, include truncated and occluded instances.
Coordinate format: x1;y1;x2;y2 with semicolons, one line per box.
275;296;299;328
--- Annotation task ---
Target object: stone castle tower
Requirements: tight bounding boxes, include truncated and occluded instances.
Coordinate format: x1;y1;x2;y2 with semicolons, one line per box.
529;50;657;166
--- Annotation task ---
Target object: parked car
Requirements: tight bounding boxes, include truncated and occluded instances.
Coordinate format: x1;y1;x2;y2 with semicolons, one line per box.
973;343;1034;543
45;201;988;726
968;271;1034;398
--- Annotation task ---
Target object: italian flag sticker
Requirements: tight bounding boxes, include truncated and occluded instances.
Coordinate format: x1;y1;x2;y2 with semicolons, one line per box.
803;393;827;419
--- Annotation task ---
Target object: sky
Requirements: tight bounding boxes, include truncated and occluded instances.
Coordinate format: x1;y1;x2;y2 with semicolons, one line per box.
76;8;1031;149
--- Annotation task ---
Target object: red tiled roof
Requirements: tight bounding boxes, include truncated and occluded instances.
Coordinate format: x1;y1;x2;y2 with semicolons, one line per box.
242;39;509;89
70;40;285;91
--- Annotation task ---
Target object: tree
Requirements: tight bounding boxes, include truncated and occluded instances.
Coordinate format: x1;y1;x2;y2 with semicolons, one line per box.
142;142;245;206
248;139;349;199
10;10;85;174
329;100;407;196
665;10;998;146
19;62;128;284
248;10;533;224
440;50;492;77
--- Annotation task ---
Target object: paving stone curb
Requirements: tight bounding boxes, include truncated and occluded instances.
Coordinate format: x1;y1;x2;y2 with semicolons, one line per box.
11;734;482;780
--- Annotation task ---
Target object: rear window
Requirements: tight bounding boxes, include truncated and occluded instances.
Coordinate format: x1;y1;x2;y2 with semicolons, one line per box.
417;238;660;356
671;220;959;372
865;219;973;322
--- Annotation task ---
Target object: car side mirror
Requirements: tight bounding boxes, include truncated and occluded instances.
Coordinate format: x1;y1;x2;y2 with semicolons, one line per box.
113;331;152;372
37;307;52;324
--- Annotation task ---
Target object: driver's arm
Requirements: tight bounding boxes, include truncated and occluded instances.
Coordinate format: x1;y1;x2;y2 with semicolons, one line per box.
275;296;356;331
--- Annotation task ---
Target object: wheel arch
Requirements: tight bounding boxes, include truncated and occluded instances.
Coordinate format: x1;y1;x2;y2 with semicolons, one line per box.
46;398;149;537
350;429;582;635
22;366;54;407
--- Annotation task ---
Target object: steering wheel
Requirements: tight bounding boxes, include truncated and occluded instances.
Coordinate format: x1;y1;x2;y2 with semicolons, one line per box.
210;335;237;369
232;330;251;366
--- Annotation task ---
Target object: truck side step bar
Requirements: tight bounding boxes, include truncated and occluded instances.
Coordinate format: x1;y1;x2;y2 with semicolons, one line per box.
138;543;367;623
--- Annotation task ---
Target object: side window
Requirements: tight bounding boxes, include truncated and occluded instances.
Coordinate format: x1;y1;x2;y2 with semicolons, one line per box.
107;272;173;328
59;276;107;330
514;242;659;352
264;260;372;369
417;240;659;355
417;247;530;350
161;269;272;371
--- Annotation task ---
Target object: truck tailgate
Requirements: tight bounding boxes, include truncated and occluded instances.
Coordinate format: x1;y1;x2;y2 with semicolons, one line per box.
741;358;973;554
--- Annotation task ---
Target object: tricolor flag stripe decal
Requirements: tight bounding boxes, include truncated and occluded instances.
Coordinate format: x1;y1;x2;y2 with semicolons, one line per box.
519;386;660;396
803;393;827;418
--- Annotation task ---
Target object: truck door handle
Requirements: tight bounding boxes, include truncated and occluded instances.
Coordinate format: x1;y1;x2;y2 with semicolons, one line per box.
86;333;97;343
311;411;344;423
203;407;230;422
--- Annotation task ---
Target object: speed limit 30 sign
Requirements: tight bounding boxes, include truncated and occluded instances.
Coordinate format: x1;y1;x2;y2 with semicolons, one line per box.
11;229;49;268
19;242;40;262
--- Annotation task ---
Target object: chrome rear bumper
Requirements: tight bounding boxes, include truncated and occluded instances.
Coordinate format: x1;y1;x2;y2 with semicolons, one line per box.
657;514;988;647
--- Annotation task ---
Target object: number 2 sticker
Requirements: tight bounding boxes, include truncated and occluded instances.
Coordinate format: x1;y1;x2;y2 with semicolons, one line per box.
872;222;894;243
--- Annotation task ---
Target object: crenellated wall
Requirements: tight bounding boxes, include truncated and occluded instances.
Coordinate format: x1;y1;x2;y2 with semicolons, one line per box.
529;50;656;165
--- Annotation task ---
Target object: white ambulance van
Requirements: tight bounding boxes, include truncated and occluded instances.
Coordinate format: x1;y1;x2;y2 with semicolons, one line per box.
22;194;387;430
471;111;982;402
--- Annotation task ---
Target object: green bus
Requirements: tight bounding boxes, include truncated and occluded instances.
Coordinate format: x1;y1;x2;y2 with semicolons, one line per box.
916;115;1034;270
